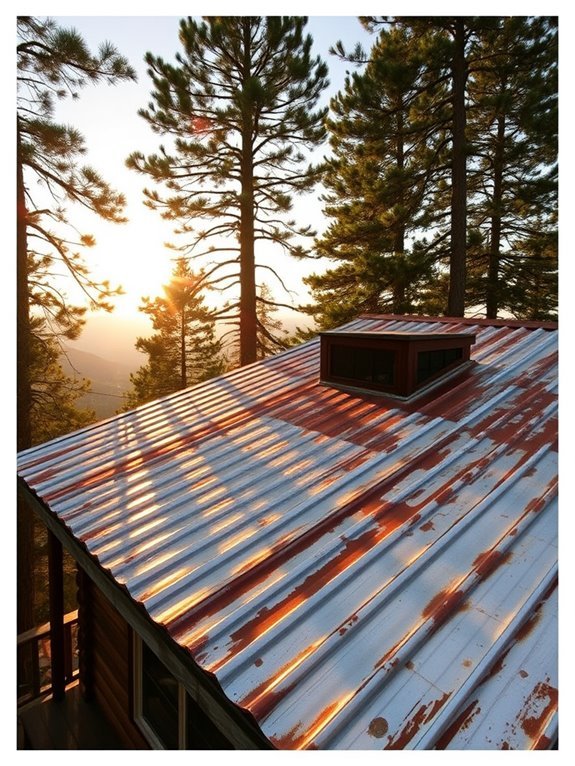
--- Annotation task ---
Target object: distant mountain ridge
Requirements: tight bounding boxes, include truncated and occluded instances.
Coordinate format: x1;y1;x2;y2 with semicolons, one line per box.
61;346;136;420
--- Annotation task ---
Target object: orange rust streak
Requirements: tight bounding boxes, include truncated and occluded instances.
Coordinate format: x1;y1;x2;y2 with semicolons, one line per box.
268;721;305;751
421;587;468;625
165;452;443;642
209;595;308;674
434;700;481;749
239;642;324;720
217;527;381;666
385;692;450;749
271;696;353;750
472;549;513;581
518;681;558;743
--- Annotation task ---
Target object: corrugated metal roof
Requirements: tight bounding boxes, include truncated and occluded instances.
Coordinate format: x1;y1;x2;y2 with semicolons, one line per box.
17;315;558;750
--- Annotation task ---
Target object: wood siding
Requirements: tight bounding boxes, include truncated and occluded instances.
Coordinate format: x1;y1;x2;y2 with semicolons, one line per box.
81;572;149;749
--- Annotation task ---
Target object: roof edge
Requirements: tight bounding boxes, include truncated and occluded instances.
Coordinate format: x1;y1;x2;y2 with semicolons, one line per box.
358;314;558;331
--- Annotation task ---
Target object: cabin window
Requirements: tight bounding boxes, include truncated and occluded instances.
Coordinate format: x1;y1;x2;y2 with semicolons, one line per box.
133;636;233;750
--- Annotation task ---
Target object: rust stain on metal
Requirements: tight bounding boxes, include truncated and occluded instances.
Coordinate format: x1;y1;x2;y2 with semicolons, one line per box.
465;387;556;452
422;587;468;625
484;652;508;683
514;608;543;644
518;680;558;741
513;352;557;389
533;734;552;750
244;675;301;723
229;532;375;654
480;581;555;684
524;478;557;515
170;456;435;642
368;717;389;738
238;643;321;720
269;721;305;750
472;549;512;581
385;692;450;749
18;318;558;751
271;700;343;750
338;614;359;636
434;700;481;749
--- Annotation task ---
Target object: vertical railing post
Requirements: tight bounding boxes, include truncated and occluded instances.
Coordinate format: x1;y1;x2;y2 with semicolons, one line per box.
48;531;65;701
31;636;41;698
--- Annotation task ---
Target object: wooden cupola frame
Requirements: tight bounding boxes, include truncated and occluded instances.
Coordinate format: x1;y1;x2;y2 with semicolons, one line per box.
320;330;476;399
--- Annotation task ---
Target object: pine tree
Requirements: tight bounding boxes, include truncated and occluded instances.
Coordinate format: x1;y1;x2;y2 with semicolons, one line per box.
304;25;444;329
360;16;493;316
127;16;329;366
29;325;96;445
17;16;136;450
17;16;135;636
316;16;556;322
124;258;226;408
465;17;557;319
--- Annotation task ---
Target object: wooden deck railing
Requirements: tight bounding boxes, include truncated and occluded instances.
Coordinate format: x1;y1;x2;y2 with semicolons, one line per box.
17;610;79;707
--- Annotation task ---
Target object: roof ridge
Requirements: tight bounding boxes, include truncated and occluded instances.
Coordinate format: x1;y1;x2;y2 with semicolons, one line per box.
358;314;558;331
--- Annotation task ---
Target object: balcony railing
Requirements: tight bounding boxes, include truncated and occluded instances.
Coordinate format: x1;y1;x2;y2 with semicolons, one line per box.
17;610;79;707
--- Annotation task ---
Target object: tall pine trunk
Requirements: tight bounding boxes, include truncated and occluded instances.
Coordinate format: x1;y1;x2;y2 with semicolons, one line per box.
239;21;257;366
392;110;407;314
448;18;468;317
180;306;187;388
486;112;506;319
16;119;36;636
17;120;32;452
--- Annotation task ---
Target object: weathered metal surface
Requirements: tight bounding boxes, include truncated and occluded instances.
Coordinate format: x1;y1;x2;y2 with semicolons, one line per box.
18;315;558;750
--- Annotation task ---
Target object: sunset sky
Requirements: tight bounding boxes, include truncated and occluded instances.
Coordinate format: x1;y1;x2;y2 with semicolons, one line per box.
39;15;374;324
11;2;569;363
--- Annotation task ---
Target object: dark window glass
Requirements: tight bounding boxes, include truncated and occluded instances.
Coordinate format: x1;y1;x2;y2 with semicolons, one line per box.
330;344;355;379
372;348;395;385
417;347;463;385
141;642;179;749
186;694;234;749
330;344;395;387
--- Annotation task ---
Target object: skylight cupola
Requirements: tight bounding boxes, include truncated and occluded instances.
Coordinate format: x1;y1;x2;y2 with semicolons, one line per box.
320;330;476;399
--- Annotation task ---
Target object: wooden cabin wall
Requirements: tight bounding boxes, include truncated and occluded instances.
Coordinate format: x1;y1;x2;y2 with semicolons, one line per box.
78;569;149;749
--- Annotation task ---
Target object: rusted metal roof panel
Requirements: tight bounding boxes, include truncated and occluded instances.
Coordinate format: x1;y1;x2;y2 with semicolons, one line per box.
17;315;558;750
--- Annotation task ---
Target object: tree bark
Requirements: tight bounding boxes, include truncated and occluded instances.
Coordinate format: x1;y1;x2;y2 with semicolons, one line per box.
17;119;32;452
447;18;468;317
180;306;187;388
392;110;407;314
486;112;506;318
239;21;257;366
17;118;36;637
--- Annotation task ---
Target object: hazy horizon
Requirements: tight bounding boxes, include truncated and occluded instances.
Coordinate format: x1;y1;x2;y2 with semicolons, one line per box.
67;306;316;368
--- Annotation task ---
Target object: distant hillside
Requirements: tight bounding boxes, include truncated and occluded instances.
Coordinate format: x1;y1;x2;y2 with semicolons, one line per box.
61;346;136;420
